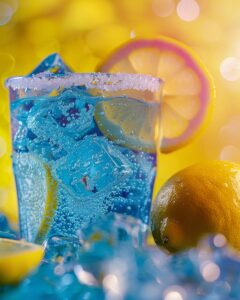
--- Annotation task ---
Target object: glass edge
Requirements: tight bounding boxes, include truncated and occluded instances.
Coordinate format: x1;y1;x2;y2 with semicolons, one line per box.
5;73;163;93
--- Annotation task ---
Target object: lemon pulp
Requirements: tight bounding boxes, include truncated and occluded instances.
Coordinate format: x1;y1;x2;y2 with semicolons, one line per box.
0;238;44;285
94;97;161;153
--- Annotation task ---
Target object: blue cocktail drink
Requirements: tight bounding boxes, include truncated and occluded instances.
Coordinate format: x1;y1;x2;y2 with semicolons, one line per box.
6;55;162;243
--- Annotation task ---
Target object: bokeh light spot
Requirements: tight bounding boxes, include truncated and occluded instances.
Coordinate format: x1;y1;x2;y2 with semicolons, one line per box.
0;136;7;158
213;234;227;248
176;0;200;22
152;0;175;18
164;286;186;300
220;57;240;81
130;30;136;39
103;274;120;294
201;261;220;282
164;291;183;300
0;2;13;26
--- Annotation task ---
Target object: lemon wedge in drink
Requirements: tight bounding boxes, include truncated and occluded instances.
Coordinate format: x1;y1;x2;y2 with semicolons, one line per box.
94;97;161;152
0;238;44;285
13;154;58;244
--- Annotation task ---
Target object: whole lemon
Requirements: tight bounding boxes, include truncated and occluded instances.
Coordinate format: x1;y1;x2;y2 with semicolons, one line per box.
151;160;240;253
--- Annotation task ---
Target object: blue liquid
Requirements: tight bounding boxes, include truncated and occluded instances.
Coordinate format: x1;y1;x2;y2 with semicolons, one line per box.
11;87;156;243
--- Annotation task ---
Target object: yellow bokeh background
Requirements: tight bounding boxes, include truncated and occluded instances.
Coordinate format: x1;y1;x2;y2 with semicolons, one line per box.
1;0;240;227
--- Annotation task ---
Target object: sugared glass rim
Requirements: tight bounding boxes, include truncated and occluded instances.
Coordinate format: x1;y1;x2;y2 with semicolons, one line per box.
5;72;162;93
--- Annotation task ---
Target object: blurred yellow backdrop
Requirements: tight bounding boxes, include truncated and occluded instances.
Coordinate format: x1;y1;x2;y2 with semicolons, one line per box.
0;0;240;226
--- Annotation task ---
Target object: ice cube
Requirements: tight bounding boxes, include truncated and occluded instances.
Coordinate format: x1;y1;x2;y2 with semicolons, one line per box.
80;213;148;249
75;228;169;300
72;213;168;300
53;135;133;199
26;100;67;161
0;260;105;300
26;90;95;162
48;89;95;145
43;235;81;265
28;53;72;76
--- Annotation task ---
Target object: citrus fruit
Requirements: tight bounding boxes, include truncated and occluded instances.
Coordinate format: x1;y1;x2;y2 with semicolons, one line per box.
94;96;161;152
13;154;58;244
98;36;215;153
151;160;240;253
0;238;44;285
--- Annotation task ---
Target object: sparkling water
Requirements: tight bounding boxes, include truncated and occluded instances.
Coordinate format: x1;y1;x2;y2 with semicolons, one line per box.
8;54;159;243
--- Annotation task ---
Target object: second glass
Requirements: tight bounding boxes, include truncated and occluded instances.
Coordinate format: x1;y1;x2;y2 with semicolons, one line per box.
6;68;162;243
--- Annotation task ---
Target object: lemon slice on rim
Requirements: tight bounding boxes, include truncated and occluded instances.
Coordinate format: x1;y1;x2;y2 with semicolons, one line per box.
13;153;58;244
98;36;215;153
0;238;44;285
94;97;161;152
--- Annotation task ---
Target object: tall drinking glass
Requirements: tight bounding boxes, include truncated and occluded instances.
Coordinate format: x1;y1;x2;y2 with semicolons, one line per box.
6;70;162;244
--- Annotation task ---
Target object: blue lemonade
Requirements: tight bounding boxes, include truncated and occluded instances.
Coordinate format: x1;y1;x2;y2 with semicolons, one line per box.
7;55;162;243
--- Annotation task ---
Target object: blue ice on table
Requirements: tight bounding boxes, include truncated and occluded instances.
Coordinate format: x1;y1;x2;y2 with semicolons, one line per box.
2;214;240;300
79;213;148;249
43;235;81;264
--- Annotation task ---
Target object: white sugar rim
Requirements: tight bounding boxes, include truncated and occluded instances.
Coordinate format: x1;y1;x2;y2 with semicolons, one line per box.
5;73;162;93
